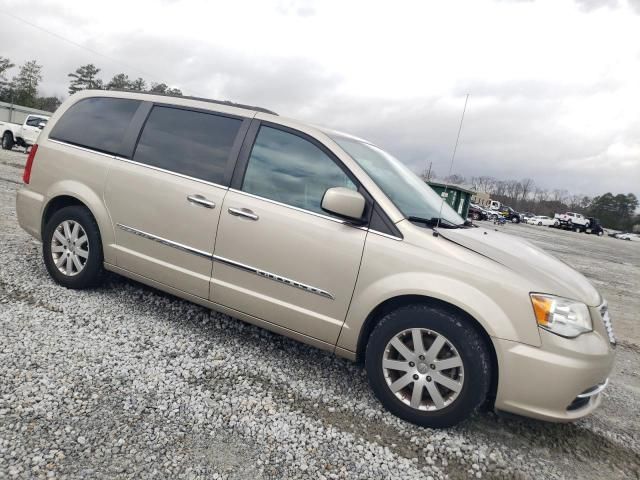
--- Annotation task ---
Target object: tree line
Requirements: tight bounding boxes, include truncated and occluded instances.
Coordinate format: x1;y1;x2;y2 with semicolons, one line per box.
0;56;182;112
428;172;638;231
67;63;182;97
0;57;60;111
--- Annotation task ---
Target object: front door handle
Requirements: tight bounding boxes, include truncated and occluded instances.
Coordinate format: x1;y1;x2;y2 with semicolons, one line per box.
187;194;216;209
228;207;259;221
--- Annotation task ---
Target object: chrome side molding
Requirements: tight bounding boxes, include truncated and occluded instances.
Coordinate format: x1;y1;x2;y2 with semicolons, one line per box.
213;255;334;300
116;224;212;259
115;223;333;300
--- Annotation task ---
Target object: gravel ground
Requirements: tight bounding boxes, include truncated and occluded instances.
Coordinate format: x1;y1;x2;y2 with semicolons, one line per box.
1;147;639;479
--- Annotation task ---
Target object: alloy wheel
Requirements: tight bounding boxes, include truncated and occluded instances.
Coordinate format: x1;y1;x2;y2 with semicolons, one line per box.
51;220;89;276
382;328;464;411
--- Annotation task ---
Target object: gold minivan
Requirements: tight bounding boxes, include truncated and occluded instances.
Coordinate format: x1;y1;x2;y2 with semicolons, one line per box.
16;90;616;427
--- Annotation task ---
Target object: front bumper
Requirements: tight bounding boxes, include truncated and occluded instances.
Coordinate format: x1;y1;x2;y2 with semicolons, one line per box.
492;306;615;422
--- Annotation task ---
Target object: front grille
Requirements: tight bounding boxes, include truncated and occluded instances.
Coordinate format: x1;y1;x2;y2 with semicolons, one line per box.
599;302;616;345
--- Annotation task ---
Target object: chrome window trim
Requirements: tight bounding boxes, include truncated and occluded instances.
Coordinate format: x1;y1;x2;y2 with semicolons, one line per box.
116;223;212;259
114;156;229;190
213;255;334;300
368;229;403;241
48;139;117;159
48;140;402;240
228;188;402;240
229;188;346;225
47;139;229;190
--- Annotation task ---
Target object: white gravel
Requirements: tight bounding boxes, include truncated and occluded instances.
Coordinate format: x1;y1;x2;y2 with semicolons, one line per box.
0;148;638;479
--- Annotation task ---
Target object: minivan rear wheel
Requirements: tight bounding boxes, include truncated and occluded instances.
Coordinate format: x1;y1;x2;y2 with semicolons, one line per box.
365;304;491;428
42;206;105;289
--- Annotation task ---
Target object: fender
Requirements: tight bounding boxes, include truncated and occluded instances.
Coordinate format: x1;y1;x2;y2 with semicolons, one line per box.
338;271;542;354
42;180;117;265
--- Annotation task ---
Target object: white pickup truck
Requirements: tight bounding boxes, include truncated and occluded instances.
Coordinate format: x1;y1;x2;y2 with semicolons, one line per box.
1;114;50;151
554;212;591;227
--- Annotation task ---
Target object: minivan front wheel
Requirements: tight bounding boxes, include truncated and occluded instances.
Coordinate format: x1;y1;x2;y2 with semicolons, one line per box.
365;304;491;428
43;206;105;289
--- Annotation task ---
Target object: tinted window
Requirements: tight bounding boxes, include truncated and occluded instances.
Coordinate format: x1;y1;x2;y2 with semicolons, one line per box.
134;106;242;184
50;97;140;155
26;116;47;127
242;126;356;215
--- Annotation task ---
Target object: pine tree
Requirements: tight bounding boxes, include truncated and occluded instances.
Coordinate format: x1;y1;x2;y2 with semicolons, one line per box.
12;60;43;107
68;64;103;94
106;73;131;90
130;77;146;91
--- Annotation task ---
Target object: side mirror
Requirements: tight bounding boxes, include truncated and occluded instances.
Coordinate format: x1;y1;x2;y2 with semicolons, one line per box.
321;187;366;222
38;122;46;129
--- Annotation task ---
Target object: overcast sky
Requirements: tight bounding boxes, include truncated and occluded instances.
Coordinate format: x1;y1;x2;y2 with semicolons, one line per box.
1;0;639;197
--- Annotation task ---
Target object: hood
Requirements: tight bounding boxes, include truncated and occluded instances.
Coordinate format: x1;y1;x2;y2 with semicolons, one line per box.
436;226;602;306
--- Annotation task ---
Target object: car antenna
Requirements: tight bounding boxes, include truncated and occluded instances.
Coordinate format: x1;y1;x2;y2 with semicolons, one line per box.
434;93;470;237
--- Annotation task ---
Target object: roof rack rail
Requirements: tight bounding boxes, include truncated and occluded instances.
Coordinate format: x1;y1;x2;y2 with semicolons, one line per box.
88;89;278;115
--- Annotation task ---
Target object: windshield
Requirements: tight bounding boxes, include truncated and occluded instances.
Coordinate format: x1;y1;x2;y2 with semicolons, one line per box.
331;135;465;225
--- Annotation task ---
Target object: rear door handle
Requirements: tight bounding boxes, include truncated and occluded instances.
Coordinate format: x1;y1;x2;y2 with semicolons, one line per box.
228;207;259;221
187;194;215;209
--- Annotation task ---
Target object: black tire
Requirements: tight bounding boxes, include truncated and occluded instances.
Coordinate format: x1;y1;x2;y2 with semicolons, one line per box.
42;205;105;289
2;132;14;150
365;304;491;428
511;217;520;223
538;222;542;226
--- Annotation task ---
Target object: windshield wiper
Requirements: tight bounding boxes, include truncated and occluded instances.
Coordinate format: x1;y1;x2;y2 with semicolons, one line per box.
407;216;463;229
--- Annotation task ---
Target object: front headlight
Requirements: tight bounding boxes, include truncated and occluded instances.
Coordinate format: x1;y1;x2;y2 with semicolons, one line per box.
530;294;592;338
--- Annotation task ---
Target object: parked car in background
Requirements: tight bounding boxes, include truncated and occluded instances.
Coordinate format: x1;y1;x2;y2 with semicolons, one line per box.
521;212;536;223
556;216;604;235
554;212;590;228
527;215;555;226
16;89;616;428
614;232;640;241
1;114;50;151
579;218;604;236
498;205;521;223
468;203;488;221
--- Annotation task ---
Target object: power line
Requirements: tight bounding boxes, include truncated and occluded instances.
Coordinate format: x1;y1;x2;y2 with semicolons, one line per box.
0;10;174;87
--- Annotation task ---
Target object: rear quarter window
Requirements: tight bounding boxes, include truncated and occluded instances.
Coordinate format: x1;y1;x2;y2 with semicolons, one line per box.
132;106;243;185
49;97;141;155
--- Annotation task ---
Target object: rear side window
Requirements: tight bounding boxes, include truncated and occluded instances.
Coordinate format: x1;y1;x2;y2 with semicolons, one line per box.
49;97;140;155
133;106;242;184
